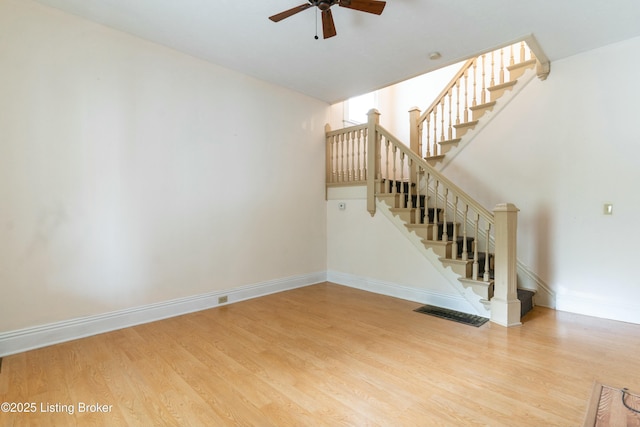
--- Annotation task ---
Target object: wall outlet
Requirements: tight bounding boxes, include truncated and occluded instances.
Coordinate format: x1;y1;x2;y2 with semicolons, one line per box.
218;296;228;304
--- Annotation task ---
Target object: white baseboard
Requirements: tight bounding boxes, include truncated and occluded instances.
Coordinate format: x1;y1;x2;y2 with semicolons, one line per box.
556;291;640;324
327;270;478;315
0;272;326;357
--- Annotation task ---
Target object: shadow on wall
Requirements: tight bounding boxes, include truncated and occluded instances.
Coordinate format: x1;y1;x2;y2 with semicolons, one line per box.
532;204;553;292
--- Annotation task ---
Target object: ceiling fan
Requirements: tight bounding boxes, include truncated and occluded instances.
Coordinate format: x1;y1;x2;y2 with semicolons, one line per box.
269;0;387;39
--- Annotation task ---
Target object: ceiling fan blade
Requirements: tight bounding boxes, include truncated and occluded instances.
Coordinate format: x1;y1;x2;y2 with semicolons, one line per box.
269;3;313;22
339;0;386;15
322;9;337;39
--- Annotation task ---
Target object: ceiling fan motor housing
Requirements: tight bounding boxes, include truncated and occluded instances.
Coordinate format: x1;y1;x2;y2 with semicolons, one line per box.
312;0;339;11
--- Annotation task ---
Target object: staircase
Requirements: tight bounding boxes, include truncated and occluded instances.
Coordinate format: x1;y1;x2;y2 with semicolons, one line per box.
377;180;534;318
409;41;539;167
325;40;548;326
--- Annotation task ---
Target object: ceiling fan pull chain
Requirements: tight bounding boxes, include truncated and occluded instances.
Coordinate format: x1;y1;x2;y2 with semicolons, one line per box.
315;8;319;40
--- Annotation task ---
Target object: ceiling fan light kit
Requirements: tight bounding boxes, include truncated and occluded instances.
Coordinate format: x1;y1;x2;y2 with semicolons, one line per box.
269;0;387;40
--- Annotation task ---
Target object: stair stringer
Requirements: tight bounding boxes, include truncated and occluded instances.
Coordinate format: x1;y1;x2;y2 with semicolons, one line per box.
375;198;491;317
433;66;538;171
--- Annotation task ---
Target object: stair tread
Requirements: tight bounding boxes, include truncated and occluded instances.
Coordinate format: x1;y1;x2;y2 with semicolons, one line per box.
470;101;497;111
488;80;517;91
438;138;462;145
453;120;479;129
507;58;537;71
459;276;494;284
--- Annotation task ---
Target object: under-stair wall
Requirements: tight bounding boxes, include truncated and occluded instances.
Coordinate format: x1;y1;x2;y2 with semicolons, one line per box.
327;186;480;315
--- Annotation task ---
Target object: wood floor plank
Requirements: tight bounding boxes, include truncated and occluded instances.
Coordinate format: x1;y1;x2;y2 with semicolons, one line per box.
2;282;640;426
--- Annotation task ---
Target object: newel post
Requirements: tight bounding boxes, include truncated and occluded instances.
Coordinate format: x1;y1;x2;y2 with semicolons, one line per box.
366;109;380;217
491;203;521;327
408;107;421;190
408;107;421;155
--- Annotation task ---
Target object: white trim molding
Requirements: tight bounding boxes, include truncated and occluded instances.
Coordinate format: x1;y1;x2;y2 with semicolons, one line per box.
556;289;640;325
0;272;326;357
327;270;478;315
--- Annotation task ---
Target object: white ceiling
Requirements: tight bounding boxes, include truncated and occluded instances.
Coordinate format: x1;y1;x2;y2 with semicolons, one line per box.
33;0;640;104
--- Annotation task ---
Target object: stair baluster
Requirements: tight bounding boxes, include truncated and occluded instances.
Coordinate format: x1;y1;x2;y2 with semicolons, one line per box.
399;151;405;207
417;166;424;224
462;205;469;261
484;223;491;282
432;106;438;156
362;129;367;180
440;100;445;142
385;139;390;193
356;129;362;181
337;134;344;182
455;81;461;126
425;172;431;227
442;188;449;242
472;213;480;280
433;180;439;240
472;58;478;107
481;54;487;104
329;133;335;182
349;131;355;181
447;90;453;140
499;48;505;85
343;131;349;181
334;134;340;182
452;196;458;259
391;144;397;195
463;68;469;123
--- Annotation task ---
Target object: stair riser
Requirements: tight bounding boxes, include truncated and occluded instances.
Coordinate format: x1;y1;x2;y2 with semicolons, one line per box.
378;193;399;208
422;240;452;258
405;224;434;241
440;259;472;277
390;209;415;224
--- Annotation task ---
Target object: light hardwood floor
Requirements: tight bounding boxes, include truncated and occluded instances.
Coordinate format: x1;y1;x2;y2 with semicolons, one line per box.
1;282;640;426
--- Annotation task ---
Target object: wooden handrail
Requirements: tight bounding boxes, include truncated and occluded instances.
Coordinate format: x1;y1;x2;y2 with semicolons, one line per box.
376;124;494;224
326;123;367;137
417;58;475;124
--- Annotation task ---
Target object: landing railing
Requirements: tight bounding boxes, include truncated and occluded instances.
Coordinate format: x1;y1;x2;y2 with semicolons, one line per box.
409;41;539;160
326;109;521;326
325;123;368;186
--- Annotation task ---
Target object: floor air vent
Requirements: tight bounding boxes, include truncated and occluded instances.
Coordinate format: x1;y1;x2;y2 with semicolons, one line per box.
414;305;489;327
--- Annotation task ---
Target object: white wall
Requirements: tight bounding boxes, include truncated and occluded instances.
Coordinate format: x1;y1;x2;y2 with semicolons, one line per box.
376;62;464;143
328;62;462;137
0;0;328;333
441;36;640;323
326;187;478;314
